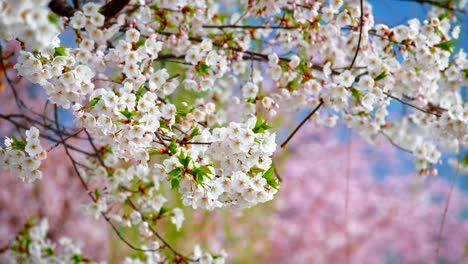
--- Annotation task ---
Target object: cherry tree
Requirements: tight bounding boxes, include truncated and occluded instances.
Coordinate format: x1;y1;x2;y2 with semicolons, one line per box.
0;0;467;263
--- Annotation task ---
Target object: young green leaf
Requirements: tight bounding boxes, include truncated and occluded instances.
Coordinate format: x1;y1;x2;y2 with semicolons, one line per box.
54;46;67;56
171;178;180;189
119;107;137;119
168;167;182;178
350;87;360;99
374;71;387;82
135;85;147;101
168;140;177;154
253;114;272;133
178;151;191;168
11;136;26;150
263;166;275;179
89;97;101;108
437;40;453;52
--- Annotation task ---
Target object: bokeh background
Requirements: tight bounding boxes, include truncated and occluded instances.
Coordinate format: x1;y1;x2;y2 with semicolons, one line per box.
1;1;468;263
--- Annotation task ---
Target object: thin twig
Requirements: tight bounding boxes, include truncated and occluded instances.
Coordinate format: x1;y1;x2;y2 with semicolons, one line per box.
435;155;461;259
349;0;364;70
53;106;161;254
126;198;196;262
280;100;324;148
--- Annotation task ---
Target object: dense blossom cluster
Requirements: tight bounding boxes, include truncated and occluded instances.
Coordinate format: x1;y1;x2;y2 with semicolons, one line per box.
0;0;60;52
0;127;46;182
1;0;468;262
3;219;89;264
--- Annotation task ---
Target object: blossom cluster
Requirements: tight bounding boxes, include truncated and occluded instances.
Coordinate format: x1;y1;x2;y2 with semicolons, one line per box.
0;127;46;182
1;0;468;262
3;219;91;264
0;0;60;52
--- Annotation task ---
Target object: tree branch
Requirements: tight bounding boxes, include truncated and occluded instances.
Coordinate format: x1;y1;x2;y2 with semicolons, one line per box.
48;0;77;17
280;100;324;148
100;0;131;20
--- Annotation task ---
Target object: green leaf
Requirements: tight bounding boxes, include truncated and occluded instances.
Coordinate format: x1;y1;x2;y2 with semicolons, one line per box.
136;39;145;47
192;165;213;184
168;167;182;178
252;114;272;133
71;254;83;264
189;126;200;138
437;40;453;52
197;165;212;175
463;154;468;166
11;136;26;150
171;178;180;189
44;247;55;256
149;149;161;157
350;87;360;99
54;46;67;57
103;145;113;154
178;151;191;168
374;71;387;81
262;166;279;190
195;63;210;76
463;69;468;79
248;167;264;176
47;13;59;25
266;177;279;190
286;78;299;91
89;97;101;108
168;140;177;154
195;172;204;184
158;207;169;216
135;85;147;101
263;166;275;179
94;189;101;200
176;105;193;119
119;107;137;119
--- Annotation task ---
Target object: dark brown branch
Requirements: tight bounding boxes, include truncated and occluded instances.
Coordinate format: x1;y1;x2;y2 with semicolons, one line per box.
384;92;441;117
100;0;131;20
126;198;196;262
48;0;77;17
0;114;95;156
53;106;161;254
280;99;324;148
349;0;364;70
83;129;107;168
73;0;81;10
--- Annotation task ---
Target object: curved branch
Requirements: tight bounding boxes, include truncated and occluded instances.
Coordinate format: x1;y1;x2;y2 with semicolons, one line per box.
280;99;324;148
349;0;364;70
100;0;131;20
49;0;77;17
